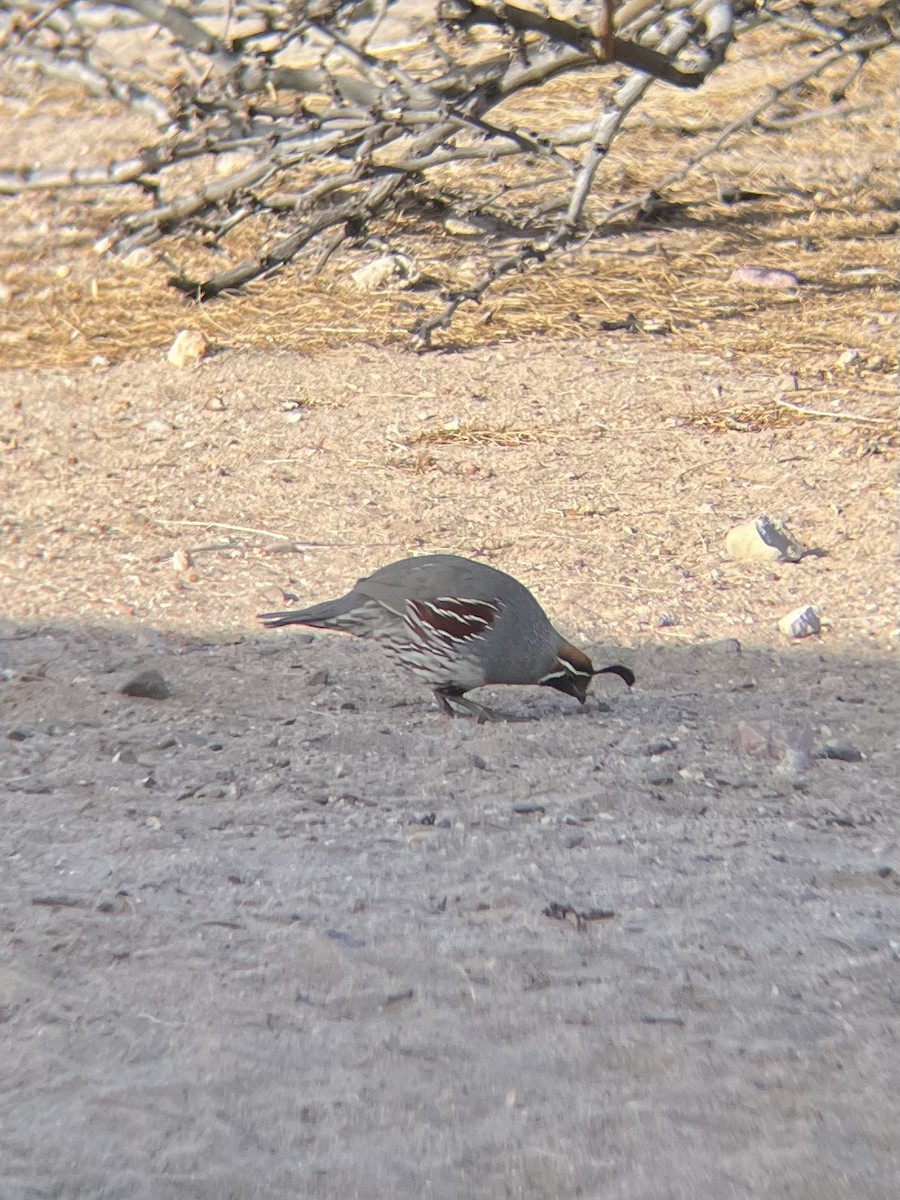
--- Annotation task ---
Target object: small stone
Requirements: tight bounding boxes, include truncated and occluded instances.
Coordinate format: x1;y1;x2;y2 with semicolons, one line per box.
657;612;677;628
735;720;814;772
350;253;420;291
407;828;440;850
120;670;171;700
513;801;545;815
444;216;487;237
6;727;34;741
729;265;800;289
647;771;674;786
778;604;820;639
206;395;226;411
122;247;155;270
726;515;805;563
691;637;742;654
171;547;194;574
837;348;861;368
815;742;863;762
167;329;209;367
144;418;172;440
643;736;677;756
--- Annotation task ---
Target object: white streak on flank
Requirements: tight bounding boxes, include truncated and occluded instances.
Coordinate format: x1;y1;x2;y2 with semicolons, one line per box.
421;604;491;628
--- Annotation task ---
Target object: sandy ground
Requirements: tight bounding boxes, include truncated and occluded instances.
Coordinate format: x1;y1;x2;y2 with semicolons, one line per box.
1;338;899;1200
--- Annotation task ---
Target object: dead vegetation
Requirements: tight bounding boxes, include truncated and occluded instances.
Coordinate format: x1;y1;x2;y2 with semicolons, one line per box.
0;0;897;390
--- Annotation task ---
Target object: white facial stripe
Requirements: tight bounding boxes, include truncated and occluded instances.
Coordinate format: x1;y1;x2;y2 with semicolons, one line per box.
556;656;592;679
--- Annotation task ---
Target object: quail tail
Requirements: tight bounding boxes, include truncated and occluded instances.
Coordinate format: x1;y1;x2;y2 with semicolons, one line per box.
258;591;360;631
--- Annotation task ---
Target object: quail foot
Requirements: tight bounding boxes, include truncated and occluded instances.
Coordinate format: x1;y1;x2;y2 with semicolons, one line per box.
259;554;634;721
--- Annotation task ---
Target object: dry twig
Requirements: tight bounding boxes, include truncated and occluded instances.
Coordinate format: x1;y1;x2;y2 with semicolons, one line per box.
1;0;896;343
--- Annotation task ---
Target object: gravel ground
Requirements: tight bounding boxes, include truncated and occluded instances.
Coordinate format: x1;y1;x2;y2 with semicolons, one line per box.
2;340;899;1200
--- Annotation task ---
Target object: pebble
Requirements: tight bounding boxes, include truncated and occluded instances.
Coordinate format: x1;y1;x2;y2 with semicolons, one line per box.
167;329;209;367
778;604;820;639
726;515;805;563
643;736;677;756
513;801;545;815
120;669;172;700
647;771;674;786
735;720;814;772
728;265;800;289
350;253;419;291
815;742;863;762
444;216;490;237
171;547;194;574
6;727;34;741
837;348;861;368
144;418;173;440
122;247;155;270
691;637;742;655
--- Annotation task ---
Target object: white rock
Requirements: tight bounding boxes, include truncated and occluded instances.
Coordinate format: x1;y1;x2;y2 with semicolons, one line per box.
144;418;173;440
837;348;861;368
725;515;805;563
167;329;209;367
123;247;155;270
444;216;488;237
778;604;821;639
350;253;420;291
171;548;194;574
729;265;799;289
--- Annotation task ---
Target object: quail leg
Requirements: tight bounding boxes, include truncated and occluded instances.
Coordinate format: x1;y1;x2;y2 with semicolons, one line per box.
433;689;500;723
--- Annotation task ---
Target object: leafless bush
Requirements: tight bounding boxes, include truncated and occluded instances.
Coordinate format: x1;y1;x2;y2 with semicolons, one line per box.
1;0;896;345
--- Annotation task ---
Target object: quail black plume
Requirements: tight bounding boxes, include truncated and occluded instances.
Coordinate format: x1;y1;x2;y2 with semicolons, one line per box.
259;554;634;720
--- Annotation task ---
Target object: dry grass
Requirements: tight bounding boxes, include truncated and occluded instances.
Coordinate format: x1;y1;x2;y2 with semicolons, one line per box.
0;15;897;410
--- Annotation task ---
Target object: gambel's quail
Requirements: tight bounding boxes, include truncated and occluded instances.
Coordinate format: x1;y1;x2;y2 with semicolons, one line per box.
259;554;634;720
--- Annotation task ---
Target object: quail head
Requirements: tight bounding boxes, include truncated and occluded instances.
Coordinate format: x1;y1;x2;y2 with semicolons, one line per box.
259;553;634;720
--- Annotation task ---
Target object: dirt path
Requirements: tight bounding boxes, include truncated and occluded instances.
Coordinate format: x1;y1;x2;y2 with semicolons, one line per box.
2;340;899;1199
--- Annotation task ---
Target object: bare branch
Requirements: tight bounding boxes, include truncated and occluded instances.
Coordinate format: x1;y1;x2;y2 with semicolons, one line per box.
3;0;895;344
